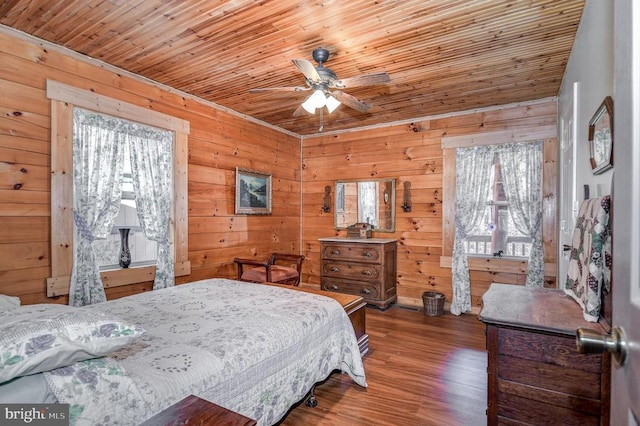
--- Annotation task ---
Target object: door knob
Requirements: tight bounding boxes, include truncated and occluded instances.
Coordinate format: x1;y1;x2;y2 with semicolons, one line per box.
576;326;628;367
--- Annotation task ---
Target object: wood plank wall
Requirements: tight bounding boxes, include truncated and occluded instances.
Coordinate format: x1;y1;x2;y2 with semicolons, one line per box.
0;29;300;305
301;100;558;310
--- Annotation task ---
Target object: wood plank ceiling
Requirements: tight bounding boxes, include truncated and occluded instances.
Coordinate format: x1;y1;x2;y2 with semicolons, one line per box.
0;0;585;136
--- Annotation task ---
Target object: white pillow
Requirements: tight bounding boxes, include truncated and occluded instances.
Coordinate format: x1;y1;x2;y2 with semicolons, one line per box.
0;294;21;310
0;373;57;403
0;304;145;384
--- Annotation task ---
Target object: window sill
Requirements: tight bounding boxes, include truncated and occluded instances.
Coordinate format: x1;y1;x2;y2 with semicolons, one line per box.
440;255;528;274
100;260;158;271
47;261;191;297
466;254;529;261
440;256;556;277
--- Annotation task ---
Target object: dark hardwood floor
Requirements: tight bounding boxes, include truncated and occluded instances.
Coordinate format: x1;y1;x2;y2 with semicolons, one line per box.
279;305;488;426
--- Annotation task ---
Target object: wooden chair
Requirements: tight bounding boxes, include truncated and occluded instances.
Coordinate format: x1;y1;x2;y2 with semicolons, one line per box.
233;253;305;286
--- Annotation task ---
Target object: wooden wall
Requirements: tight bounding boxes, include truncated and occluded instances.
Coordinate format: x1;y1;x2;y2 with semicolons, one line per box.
0;27;559;311
0;29;300;305
301;101;558;311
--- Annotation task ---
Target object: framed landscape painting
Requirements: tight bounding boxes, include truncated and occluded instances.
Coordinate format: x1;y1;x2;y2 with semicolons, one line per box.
235;167;272;215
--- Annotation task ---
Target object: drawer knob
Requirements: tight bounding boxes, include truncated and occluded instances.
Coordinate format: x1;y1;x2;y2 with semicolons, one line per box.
331;285;339;291
363;252;372;257
331;250;340;256
362;270;372;276
330;267;339;273
361;288;371;295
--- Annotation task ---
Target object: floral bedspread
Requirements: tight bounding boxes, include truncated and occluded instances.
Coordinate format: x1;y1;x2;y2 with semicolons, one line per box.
44;279;366;425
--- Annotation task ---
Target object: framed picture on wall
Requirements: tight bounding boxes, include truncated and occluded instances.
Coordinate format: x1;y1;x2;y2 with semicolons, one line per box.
588;96;614;175
235;167;272;215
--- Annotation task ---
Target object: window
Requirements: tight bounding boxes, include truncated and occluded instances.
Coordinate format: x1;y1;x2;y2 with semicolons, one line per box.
46;80;190;298
464;153;533;258
442;133;553;314
93;142;158;270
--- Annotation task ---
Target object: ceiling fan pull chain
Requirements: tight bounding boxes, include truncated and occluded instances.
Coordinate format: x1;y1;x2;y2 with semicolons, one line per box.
319;107;324;132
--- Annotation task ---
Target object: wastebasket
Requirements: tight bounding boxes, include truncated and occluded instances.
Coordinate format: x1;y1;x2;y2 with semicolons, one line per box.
422;291;445;316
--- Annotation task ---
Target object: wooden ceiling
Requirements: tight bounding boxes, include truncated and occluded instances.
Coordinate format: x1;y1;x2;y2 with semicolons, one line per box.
0;0;584;136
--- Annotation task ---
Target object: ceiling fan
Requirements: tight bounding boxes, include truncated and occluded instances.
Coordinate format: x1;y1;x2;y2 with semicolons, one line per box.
249;48;391;116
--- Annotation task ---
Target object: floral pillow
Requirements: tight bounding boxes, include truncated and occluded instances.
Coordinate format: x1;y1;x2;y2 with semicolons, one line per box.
0;304;145;384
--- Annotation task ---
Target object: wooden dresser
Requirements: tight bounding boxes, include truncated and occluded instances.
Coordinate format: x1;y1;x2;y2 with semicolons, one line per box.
319;237;397;310
479;283;610;426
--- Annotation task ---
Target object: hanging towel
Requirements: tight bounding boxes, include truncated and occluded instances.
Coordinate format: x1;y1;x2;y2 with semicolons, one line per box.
564;195;612;322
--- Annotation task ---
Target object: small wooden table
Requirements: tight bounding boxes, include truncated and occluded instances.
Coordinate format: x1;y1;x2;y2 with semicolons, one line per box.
139;394;256;425
264;282;369;356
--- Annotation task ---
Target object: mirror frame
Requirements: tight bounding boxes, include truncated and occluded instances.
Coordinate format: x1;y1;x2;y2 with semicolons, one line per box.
588;96;614;175
334;178;396;232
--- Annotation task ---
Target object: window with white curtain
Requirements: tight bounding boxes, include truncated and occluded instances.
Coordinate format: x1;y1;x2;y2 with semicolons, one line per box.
46;80;190;302
69;107;175;305
464;153;534;258
93;142;158;269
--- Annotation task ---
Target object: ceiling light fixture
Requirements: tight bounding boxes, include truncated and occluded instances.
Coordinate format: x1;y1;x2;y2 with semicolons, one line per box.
325;94;341;113
301;89;341;114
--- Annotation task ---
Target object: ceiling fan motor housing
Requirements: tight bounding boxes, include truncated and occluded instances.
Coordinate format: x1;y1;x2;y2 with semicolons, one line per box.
312;47;330;64
312;48;337;83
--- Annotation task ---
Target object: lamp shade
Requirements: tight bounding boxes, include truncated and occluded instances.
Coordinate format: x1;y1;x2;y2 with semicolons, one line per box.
301;90;341;114
325;95;341;113
301;95;316;114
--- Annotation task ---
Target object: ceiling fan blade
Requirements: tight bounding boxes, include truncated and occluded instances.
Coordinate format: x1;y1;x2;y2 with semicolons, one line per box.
333;72;391;88
291;59;322;83
331;91;371;113
249;86;309;93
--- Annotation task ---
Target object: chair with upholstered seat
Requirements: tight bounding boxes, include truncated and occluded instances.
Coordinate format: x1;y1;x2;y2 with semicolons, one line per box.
233;253;305;286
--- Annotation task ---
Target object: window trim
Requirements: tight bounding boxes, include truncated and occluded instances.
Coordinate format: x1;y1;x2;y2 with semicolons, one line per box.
439;127;557;277
46;80;190;297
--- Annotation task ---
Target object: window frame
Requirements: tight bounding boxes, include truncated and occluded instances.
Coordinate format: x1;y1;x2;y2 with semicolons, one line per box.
440;127;557;276
46;80;190;297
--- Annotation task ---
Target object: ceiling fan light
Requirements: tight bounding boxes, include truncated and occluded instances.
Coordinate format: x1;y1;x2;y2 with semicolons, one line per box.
310;89;327;108
325;95;341;113
301;96;317;114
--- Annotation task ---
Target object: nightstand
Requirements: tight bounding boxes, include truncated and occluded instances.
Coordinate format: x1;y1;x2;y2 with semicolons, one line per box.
139;395;256;425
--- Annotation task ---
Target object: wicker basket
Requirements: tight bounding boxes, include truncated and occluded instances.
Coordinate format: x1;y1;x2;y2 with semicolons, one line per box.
422;291;445;316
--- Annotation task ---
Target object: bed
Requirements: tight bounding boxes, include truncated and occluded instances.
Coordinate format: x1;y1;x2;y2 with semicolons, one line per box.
0;278;367;425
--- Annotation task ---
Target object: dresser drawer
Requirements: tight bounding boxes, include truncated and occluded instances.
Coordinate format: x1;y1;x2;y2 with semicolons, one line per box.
322;261;382;281
322;243;381;263
321;278;380;299
319;238;397;310
498;327;602;373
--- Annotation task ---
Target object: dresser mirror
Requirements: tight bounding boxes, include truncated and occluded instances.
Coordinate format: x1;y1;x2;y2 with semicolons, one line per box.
335;178;396;232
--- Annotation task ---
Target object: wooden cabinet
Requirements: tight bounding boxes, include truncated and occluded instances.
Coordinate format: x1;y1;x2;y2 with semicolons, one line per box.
480;283;610;426
319;237;397;309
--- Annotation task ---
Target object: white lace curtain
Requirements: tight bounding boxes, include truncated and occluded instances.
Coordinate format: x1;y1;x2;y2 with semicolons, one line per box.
128;128;174;290
450;140;543;315
451;146;494;315
70;109;125;306
499;141;544;287
70;108;174;306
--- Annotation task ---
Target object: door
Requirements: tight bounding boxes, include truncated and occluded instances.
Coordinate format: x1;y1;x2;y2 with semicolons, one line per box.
558;81;579;288
612;0;640;422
